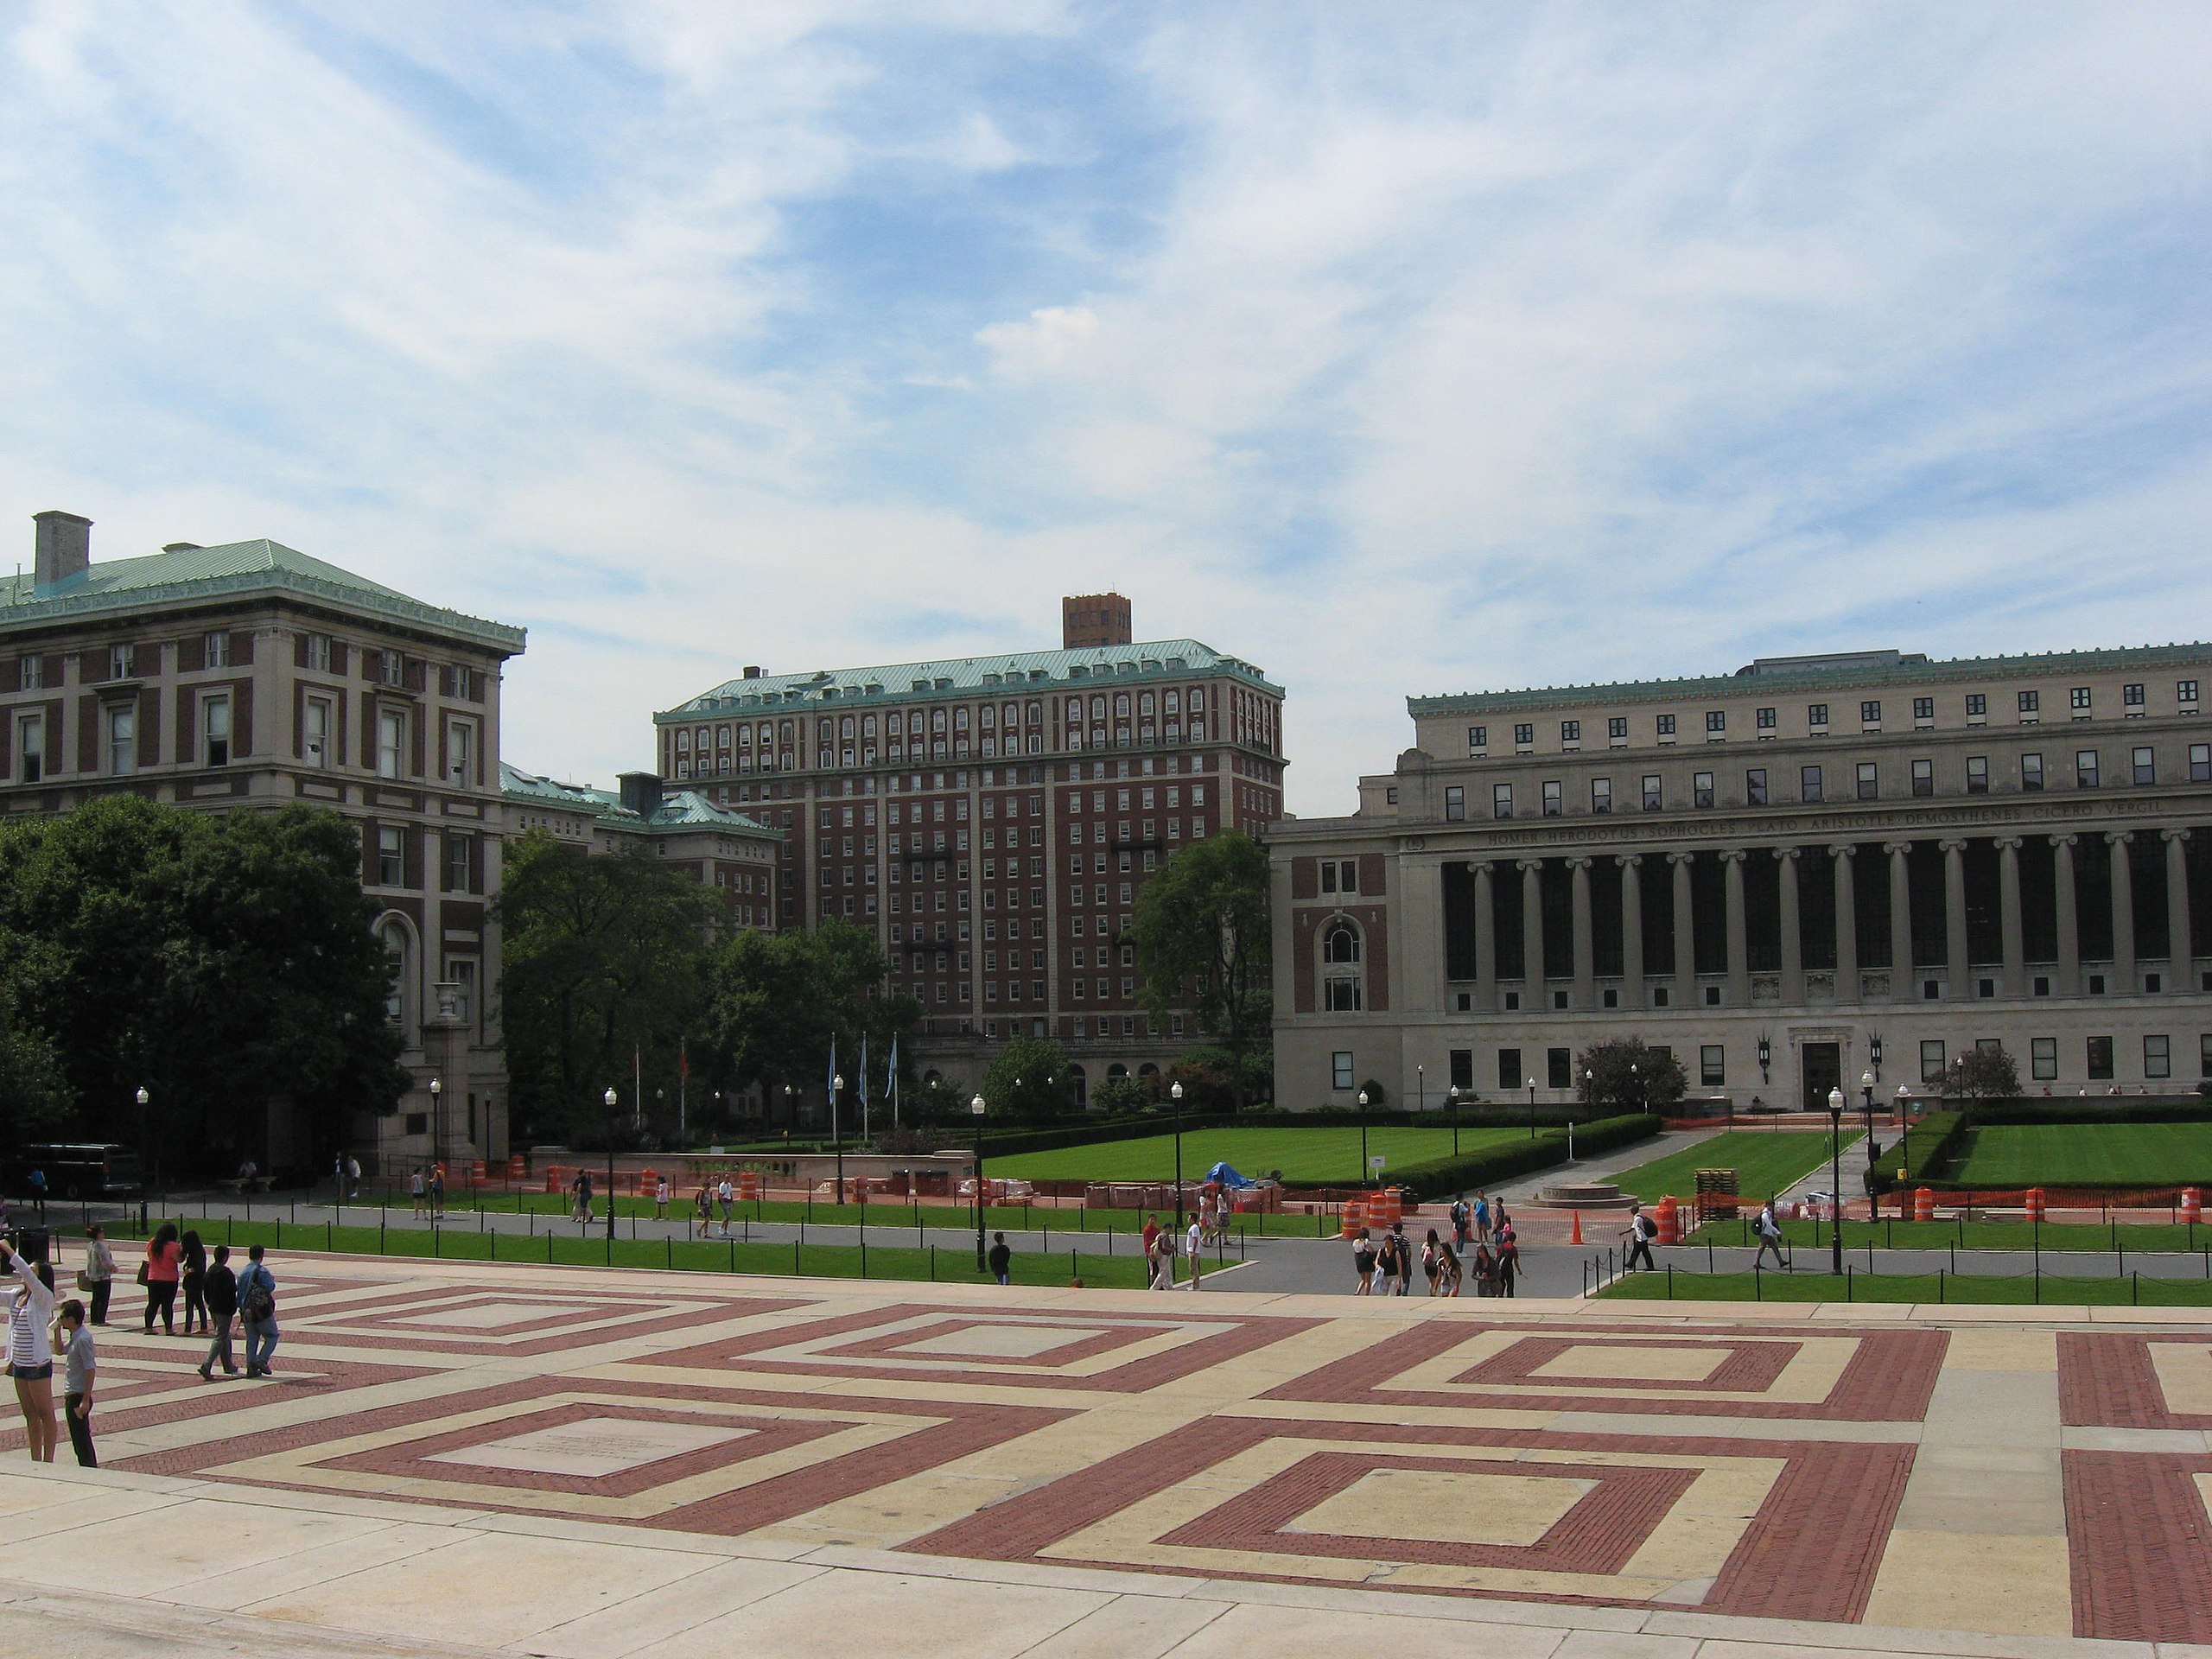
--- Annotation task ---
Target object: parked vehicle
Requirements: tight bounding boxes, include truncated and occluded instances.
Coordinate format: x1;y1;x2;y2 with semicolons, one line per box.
6;1144;143;1201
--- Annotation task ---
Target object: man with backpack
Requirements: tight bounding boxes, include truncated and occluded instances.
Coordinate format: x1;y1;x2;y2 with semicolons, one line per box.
1625;1203;1657;1272
1753;1200;1789;1270
236;1245;279;1378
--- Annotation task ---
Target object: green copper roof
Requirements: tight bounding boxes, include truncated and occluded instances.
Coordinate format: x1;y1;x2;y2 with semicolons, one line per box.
0;538;526;653
662;636;1278;720
1409;641;2212;717
501;762;779;840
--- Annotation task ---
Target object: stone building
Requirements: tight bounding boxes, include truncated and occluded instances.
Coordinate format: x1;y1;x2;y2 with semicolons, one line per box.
0;511;526;1172
1271;645;2212;1114
650;596;1286;1102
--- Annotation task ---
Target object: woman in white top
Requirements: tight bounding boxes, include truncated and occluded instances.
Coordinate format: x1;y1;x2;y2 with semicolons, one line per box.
4;1241;59;1462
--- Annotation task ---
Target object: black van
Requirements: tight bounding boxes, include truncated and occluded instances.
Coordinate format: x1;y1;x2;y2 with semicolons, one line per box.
10;1143;143;1201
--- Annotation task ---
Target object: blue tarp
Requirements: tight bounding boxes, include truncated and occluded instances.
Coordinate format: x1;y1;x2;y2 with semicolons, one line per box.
1205;1161;1258;1188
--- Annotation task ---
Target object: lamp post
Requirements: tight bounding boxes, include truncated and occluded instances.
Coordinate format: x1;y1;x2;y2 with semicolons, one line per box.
1860;1067;1878;1180
1356;1089;1370;1187
831;1073;845;1205
1527;1077;1538;1139
602;1087;618;1243
1825;1084;1845;1274
1170;1081;1185;1231
136;1085;153;1224
1416;1064;1425;1116
969;1094;988;1271
429;1077;442;1179
1894;1083;1912;1183
1445;1086;1461;1156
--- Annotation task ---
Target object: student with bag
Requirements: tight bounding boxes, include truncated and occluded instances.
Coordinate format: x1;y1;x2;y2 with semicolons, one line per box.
1753;1201;1789;1270
197;1244;239;1380
236;1245;280;1378
1624;1204;1657;1272
78;1224;115;1326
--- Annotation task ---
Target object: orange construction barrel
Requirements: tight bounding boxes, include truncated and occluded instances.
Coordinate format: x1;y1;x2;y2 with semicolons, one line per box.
1914;1186;1935;1222
2025;1186;2047;1223
544;1165;563;1194
2184;1188;2203;1224
1655;1195;1680;1246
737;1171;761;1199
507;1154;526;1179
1341;1196;1367;1237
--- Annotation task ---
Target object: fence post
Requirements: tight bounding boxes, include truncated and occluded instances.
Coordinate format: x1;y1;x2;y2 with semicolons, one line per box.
1938;1268;1945;1303
1753;1262;1762;1301
2133;1270;2140;1306
931;1245;937;1281
1665;1263;1673;1300
860;1236;868;1278
794;1238;801;1276
1071;1248;1077;1281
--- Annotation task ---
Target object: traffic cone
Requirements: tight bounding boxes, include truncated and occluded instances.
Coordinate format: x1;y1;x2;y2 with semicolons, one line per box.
1570;1209;1583;1245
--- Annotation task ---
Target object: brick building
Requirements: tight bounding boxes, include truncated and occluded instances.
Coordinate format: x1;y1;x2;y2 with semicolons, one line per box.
652;597;1285;1099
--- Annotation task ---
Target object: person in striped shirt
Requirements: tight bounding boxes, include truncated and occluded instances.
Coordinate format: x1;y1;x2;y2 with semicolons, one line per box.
3;1239;59;1462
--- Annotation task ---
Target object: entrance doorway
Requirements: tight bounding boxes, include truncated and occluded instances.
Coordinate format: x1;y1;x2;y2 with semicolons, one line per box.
1800;1043;1840;1113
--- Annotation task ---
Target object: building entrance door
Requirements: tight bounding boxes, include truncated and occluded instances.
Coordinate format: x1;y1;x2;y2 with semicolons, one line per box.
1800;1043;1841;1113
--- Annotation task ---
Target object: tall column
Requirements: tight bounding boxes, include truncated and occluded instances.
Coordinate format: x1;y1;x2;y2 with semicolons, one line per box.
1996;836;2024;997
1941;839;1969;994
1885;840;1915;1000
1777;847;1803;1003
2164;829;2194;991
1619;854;1644;1008
1722;849;1750;1005
2051;834;2080;995
1520;858;1546;1001
1831;844;1859;1001
1669;852;1696;1007
2109;832;2136;992
1472;862;1497;1006
1568;856;1595;1009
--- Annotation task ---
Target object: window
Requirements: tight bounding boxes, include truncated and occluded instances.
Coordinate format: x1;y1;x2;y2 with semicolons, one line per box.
1756;706;1776;731
2203;1034;2212;1080
1608;717;1627;741
378;709;405;779
2022;752;2044;790
2069;686;2092;712
1966;755;1988;793
381;651;405;688
201;632;230;670
104;703;136;774
1913;697;1934;721
1444;785;1465;821
376;827;404;887
1492;783;1513;819
1548;1047;1572;1090
1859;701;1881;726
107;645;134;681
2193;743;2211;783
2087;1035;2113;1081
1324;979;1363;1012
1919;1039;1946;1082
1332;1052;1354;1091
14;712;42;784
2075;749;2099;789
2124;683;2145;709
1497;1048;1522;1091
2179;679;2200;704
305;633;332;672
303;696;332;768
1449;1049;1473;1090
1745;767;1767;806
1966;694;1986;717
16;657;41;691
1910;758;1932;797
1693;771;1714;808
448;719;476;786
446;833;476;893
1319;861;1337;893
1856;761;1878;799
1808;703;1829;727
1591;777;1612;813
202;694;231;767
2031;1038;2056;1081
2133;747;2155;785
1338;859;1358;894
1466;725;1487;751
1705;710;1725;734
2145;1034;2171;1080
1656;715;1676;737
1324;924;1361;964
2018;690;2040;715
1700;1045;1726;1087
1642;774;1662;810
1513;722;1534;748
1560;720;1580;743
1541;780;1562;817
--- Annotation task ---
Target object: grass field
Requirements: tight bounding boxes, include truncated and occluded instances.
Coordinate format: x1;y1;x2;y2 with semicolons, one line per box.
1688;1216;2212;1252
1951;1123;2212;1188
989;1126;1533;1185
1606;1130;1863;1207
1600;1268;2212;1306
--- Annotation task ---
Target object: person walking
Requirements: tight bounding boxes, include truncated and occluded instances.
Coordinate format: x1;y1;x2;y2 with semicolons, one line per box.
1141;1213;1160;1265
4;1239;58;1462
574;1170;594;1227
1753;1200;1789;1270
654;1178;671;1220
1147;1227;1175;1291
1422;1229;1442;1296
198;1243;239;1380
1624;1204;1657;1273
987;1231;1013;1286
1450;1198;1471;1253
716;1177;734;1236
1391;1222;1414;1297
429;1166;446;1221
79;1224;115;1327
1471;1240;1497;1296
26;1167;47;1224
1495;1228;1521;1298
179;1229;211;1335
1438;1241;1462;1297
1351;1227;1376;1294
54;1300;95;1468
410;1166;426;1219
1185;1216;1205;1291
1373;1230;1397;1295
693;1184;713;1238
1472;1192;1491;1245
236;1245;279;1378
333;1154;347;1202
142;1223;181;1336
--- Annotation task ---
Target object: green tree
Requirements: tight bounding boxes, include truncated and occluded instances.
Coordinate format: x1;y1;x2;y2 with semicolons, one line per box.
1090;1074;1151;1115
0;945;69;1147
496;831;716;1144
1936;1046;2020;1101
979;1034;1077;1118
1574;1038;1688;1114
1131;831;1271;1108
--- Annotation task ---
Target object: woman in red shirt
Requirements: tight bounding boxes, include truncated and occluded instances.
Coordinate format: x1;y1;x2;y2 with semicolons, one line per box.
142;1224;181;1336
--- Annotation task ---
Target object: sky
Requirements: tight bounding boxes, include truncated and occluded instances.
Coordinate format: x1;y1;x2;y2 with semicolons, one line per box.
2;2;2208;817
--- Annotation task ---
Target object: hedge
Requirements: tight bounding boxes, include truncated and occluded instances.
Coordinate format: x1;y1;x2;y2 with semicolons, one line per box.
1374;1113;1662;1198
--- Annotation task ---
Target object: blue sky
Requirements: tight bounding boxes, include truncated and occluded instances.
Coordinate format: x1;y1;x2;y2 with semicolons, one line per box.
2;3;2207;814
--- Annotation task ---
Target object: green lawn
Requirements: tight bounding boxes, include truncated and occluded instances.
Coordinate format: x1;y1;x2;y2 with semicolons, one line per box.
1607;1130;1863;1208
1951;1123;2212;1188
990;1126;1532;1186
1601;1268;2212;1306
1688;1215;2212;1252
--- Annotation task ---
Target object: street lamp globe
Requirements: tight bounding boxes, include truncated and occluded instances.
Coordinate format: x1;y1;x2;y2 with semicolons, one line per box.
1356;1089;1368;1108
136;1086;149;1109
429;1077;442;1098
833;1074;843;1093
1860;1069;1874;1089
970;1094;986;1117
604;1088;617;1109
1171;1082;1184;1102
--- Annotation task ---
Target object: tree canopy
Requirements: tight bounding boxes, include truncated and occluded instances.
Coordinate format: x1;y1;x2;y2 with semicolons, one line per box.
1935;1045;2021;1101
1573;1037;1688;1113
1130;830;1271;1107
978;1034;1077;1118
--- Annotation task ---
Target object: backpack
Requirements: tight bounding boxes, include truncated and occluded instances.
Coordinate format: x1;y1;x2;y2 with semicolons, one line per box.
240;1267;275;1323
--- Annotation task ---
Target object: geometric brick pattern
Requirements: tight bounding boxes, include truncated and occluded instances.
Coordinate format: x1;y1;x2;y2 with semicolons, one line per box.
2057;1331;2212;1428
2063;1449;2212;1643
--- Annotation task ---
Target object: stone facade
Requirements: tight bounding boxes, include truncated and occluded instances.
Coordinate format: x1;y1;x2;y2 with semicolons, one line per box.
1272;645;2212;1113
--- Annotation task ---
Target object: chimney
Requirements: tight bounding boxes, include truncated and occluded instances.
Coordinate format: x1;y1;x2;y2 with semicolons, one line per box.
1062;592;1132;649
32;512;92;591
742;665;762;680
617;772;665;820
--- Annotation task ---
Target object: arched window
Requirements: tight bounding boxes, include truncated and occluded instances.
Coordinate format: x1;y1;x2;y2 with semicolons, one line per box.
378;916;415;1033
1324;923;1362;963
1067;1064;1088;1108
